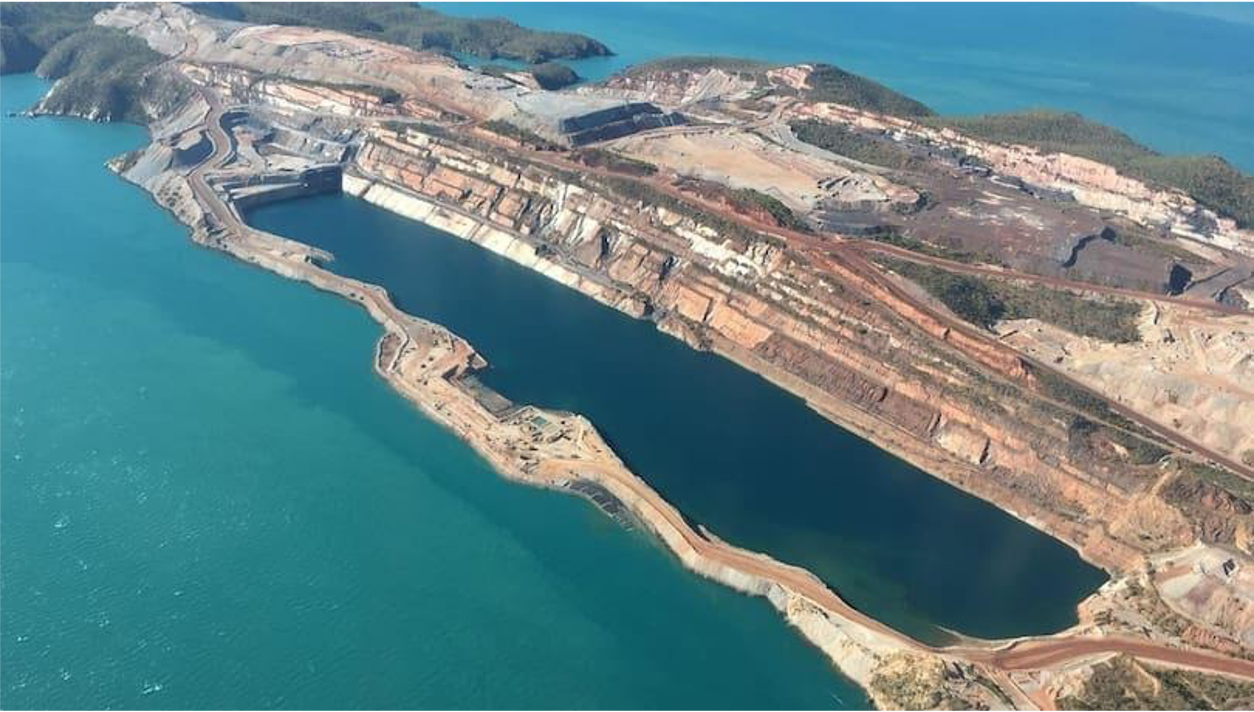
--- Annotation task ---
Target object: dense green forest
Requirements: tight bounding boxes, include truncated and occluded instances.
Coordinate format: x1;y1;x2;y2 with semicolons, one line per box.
32;25;188;123
0;24;40;73
800;64;933;118
2;3;611;71
0;3;107;73
0;1;604;122
527;61;579;89
789;119;921;170
0;3;185;123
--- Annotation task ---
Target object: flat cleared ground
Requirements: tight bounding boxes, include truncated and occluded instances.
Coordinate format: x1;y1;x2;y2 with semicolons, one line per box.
612;128;916;212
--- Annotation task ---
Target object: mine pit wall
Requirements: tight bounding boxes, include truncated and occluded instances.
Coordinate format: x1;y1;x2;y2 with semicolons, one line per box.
335;128;1204;583
797;102;1253;256
342;173;644;315
104;96;1212;710
230;165;344;212
88;1;1248;677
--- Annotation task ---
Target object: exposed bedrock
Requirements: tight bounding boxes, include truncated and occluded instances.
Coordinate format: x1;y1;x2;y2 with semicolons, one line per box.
84;6;1254;687
341;122;1236;584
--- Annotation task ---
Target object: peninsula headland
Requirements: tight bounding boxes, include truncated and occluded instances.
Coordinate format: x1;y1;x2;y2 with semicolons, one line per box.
6;2;1254;708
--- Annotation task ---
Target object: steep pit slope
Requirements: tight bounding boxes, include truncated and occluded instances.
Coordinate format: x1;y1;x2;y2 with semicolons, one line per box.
101;0;1252;655
932;110;1254;229
999;302;1254;467
795;100;1254;262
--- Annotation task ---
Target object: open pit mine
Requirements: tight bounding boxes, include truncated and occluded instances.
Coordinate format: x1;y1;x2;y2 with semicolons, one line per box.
37;3;1254;708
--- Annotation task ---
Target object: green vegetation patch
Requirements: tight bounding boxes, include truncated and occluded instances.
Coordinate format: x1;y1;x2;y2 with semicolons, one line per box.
800;64;934;118
0;23;41;73
882;258;1143;342
1;3;191;123
1174;460;1254;504
931;110;1254;228
0;2;109;74
730;188;811;233
1059;655;1254;710
198;3;611;64
863;229;1006;266
1030;363;1173;467
933;109;1139;152
36;24;157;78
790;119;920;170
379;121;449;140
33;26;189;124
1032;365;1144;433
0;1;112;54
572;148;657;177
622;55;775;78
1067;416;1170;467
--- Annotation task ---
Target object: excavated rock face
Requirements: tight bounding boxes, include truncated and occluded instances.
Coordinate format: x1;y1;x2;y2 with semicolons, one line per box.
590;66;765;107
1001;303;1254;470
92;2;1254;657
1161;472;1253;548
582;65;1245;295
345;121;1223;581
796;101;1254;260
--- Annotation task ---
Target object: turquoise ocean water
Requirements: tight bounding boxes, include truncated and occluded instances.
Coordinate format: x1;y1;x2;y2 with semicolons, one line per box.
434;2;1254;171
4;3;1248;707
0;74;866;709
